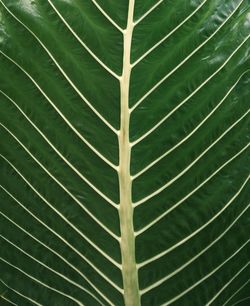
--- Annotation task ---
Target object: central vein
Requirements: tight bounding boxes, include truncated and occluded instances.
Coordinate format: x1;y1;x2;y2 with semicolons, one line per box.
118;1;140;305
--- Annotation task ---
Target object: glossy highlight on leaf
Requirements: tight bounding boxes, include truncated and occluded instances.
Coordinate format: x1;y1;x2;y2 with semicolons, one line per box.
0;0;250;305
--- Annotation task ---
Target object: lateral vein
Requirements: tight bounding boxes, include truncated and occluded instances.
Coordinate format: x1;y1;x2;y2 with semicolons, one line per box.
134;109;250;206
0;90;120;238
138;175;249;271
0;156;122;275
161;242;249;305
0;257;83;306
206;265;250;306
134;0;164;26
0;1;119;135
132;70;250;179
0;280;42;306
131;0;245;112
90;0;124;33
221;279;250;306
1;235;104;305
139;203;249;294
0;117;117;208
132;0;208;65
0;183;123;294
135;143;250;231
0;211;116;306
46;0;120;80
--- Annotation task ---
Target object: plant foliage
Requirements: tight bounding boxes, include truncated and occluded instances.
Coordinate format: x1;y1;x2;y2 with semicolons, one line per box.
0;0;250;305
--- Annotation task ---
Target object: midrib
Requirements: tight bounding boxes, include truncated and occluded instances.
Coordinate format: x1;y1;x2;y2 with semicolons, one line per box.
118;0;140;305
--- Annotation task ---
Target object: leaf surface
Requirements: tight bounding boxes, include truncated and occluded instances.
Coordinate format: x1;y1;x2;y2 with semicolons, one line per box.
0;0;249;305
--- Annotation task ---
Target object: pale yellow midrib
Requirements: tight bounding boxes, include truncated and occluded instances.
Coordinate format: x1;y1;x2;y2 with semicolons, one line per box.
118;0;140;305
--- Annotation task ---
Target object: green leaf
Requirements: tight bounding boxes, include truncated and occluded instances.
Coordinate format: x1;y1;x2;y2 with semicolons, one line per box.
0;0;249;305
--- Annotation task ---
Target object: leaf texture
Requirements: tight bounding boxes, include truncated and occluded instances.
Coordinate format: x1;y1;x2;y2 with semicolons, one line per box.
0;0;249;305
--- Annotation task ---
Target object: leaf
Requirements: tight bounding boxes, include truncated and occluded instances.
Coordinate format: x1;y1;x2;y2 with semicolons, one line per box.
0;0;249;305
